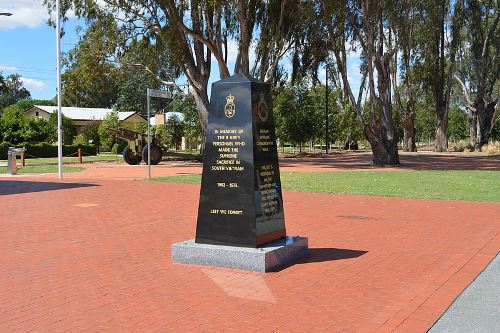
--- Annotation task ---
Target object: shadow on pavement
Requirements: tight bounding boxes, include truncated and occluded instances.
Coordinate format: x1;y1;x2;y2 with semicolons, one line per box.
0;180;98;196
279;153;500;171
298;248;368;264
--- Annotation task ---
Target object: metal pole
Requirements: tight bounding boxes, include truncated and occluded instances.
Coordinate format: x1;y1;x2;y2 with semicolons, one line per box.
56;0;63;179
147;88;151;179
325;65;329;154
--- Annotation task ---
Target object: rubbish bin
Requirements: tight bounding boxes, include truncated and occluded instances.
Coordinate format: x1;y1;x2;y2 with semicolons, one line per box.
7;147;26;175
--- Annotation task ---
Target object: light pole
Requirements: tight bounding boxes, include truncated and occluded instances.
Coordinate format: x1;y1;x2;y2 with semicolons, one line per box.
56;0;63;179
325;65;329;154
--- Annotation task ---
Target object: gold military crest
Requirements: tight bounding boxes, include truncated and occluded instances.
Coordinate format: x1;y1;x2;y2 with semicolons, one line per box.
224;94;236;118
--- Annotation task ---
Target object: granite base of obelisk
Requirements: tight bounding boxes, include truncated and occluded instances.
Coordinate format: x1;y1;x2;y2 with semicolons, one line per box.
172;236;308;272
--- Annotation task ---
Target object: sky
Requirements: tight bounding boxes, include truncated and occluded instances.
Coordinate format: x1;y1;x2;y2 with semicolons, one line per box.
0;0;362;102
0;0;84;99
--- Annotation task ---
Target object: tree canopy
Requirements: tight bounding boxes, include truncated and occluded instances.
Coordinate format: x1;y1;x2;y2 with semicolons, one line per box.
0;73;31;110
34;0;500;163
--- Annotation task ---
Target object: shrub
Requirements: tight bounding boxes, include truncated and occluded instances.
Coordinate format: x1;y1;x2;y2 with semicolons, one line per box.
117;140;127;153
111;143;119;155
154;124;169;147
73;134;88;145
98;111;120;150
0;142;97;160
134;122;148;134
47;112;77;144
451;140;474;152
481;141;500;156
0;105;26;144
81;120;100;147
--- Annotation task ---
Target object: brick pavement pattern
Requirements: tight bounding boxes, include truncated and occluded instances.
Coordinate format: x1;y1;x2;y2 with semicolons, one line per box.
1;154;499;332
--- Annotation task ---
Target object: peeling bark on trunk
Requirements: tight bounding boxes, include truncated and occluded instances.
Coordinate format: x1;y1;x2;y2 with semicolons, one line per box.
477;100;498;147
435;110;449;152
402;112;417;152
370;134;400;166
328;1;399;166
468;111;478;147
191;87;209;153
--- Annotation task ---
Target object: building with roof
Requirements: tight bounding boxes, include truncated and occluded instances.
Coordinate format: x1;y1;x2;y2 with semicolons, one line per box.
25;105;147;132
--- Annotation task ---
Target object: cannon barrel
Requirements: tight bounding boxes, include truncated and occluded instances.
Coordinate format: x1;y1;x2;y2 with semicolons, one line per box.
105;127;142;141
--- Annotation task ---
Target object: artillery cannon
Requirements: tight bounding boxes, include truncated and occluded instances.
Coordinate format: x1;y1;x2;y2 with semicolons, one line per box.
106;127;163;165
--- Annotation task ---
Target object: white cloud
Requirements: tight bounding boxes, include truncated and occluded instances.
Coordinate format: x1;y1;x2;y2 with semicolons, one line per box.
0;64;17;71
0;0;50;30
20;77;47;90
0;0;75;31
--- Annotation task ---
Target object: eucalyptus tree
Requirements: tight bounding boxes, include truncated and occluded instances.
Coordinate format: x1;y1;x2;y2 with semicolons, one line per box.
321;0;400;165
62;18;122;108
390;0;418;152
0;73;31;109
413;0;464;152
45;0;305;138
454;0;499;148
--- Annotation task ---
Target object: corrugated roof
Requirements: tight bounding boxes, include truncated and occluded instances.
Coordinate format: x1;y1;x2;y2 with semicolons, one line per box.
32;105;139;121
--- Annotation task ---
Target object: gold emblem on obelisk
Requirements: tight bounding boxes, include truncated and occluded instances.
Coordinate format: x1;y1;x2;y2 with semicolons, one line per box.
258;93;268;122
224;94;236;118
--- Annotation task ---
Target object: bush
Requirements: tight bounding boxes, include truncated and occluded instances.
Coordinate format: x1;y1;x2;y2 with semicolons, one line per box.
80;120;100;146
73;134;87;146
450;140;474;152
47;112;77;144
111;143;119;155
0;142;97;160
98;111;120;150
481;141;500;156
0;105;26;144
154;124;168;147
117;140;128;153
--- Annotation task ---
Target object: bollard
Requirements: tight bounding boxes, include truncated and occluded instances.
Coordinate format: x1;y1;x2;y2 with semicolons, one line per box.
21;150;26;167
6;147;26;175
78;148;83;164
7;149;17;175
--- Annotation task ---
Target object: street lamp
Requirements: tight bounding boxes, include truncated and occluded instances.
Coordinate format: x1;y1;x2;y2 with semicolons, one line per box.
0;13;13;16
55;0;63;179
325;65;330;154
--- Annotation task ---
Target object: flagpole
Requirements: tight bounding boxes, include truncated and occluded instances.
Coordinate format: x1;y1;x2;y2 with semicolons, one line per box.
56;0;63;179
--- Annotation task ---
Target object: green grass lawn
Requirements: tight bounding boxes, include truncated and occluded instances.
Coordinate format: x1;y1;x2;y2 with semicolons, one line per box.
151;170;500;202
0;165;84;174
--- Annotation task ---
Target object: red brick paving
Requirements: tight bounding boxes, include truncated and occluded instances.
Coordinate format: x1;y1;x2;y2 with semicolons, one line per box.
0;153;499;332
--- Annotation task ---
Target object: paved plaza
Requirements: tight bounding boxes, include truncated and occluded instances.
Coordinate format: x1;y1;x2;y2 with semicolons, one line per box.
1;154;499;332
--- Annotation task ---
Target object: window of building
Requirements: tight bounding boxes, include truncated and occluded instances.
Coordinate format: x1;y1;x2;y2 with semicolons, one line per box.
35;111;39;117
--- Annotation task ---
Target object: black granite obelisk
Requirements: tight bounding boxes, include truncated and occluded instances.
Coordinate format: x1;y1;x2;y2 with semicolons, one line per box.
195;74;286;247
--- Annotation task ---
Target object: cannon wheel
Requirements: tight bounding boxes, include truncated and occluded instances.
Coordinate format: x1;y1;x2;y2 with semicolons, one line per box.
142;144;163;165
123;145;142;165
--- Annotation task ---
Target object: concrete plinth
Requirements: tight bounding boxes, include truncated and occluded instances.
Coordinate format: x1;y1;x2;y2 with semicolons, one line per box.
171;236;308;272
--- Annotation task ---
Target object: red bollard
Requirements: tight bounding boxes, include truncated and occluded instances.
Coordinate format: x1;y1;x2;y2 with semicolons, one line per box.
78;148;83;164
21;151;26;166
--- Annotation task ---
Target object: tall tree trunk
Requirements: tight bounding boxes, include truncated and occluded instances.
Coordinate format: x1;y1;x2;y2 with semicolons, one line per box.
435;107;449;151
402;112;417;152
370;132;400;165
328;0;399;166
185;69;210;151
468;111;478;146
477;100;498;147
375;56;400;163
